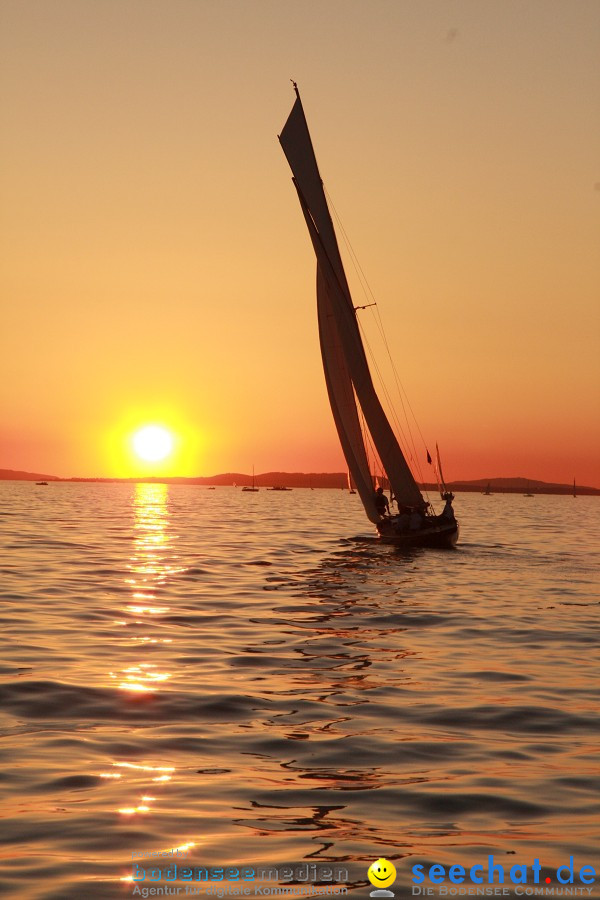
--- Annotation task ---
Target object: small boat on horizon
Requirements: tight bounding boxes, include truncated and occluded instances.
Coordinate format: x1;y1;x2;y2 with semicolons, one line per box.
279;85;458;549
35;481;48;486
242;466;259;492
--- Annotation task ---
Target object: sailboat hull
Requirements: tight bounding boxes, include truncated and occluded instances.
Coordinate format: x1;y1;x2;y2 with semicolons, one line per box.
377;518;459;549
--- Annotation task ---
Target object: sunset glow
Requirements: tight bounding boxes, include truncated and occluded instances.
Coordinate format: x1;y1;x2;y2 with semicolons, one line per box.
102;412;203;478
0;2;598;486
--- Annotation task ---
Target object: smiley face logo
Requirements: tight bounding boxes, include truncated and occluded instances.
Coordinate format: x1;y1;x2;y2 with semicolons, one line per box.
367;858;397;889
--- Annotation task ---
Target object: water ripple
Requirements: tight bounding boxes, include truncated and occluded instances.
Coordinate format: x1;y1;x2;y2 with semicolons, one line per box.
0;483;598;898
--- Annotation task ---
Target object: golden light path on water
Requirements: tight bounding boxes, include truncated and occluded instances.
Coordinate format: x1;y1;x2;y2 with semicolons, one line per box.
115;483;180;690
109;485;182;837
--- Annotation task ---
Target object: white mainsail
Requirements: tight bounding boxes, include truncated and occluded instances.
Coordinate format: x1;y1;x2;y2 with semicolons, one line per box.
279;89;425;515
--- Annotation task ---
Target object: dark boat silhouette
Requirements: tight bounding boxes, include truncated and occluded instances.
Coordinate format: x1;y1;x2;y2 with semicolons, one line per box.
280;86;458;548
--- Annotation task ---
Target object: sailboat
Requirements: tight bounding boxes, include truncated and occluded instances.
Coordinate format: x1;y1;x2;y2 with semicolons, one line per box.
279;85;458;548
573;478;577;498
524;480;534;497
242;466;259;492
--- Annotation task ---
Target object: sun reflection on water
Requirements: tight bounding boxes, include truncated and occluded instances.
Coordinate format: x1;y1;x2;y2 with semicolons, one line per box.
111;483;183;690
105;485;183;823
109;663;172;692
106;761;177;818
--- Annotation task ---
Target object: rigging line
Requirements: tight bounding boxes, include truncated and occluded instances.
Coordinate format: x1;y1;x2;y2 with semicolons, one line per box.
325;186;434;507
358;303;427;489
356;316;417;467
368;307;427;484
364;289;437;496
326;185;432;464
357;317;434;508
363;344;419;483
325;187;377;305
357;372;434;510
362;298;425;454
360;293;437;508
325;188;374;304
370;301;432;459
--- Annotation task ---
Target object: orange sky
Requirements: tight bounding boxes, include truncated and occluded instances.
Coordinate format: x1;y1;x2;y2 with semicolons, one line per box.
1;0;599;486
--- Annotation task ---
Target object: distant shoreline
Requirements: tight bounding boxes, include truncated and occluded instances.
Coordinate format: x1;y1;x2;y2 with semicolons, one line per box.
1;469;598;495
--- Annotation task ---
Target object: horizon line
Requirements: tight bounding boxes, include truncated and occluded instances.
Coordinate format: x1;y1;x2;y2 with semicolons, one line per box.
1;468;598;493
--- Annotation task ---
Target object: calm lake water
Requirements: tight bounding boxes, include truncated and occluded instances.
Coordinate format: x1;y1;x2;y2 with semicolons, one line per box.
1;482;599;900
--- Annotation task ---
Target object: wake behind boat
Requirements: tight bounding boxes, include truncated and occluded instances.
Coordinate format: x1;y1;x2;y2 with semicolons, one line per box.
279;85;458;548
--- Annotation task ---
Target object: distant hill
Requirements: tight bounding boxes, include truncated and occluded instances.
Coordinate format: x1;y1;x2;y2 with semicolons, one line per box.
0;468;59;482
0;468;350;488
437;477;598;496
1;469;598;494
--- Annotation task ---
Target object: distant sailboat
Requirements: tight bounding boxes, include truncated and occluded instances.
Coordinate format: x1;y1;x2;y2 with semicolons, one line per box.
242;466;259;492
483;483;493;495
347;471;356;495
279;85;458;548
524;481;534;497
573;478;577;498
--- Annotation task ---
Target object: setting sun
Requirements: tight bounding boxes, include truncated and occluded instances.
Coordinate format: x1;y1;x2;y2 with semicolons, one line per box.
103;410;203;477
132;426;174;463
